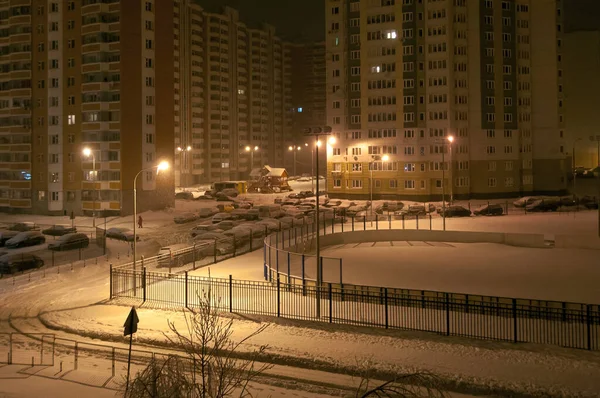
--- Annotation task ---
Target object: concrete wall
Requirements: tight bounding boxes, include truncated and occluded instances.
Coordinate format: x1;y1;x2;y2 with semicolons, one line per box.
555;235;600;250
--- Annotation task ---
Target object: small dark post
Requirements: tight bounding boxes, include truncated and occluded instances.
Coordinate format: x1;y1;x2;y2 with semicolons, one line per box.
376;214;379;230
402;214;405;229
587;305;592;350
416;214;419;230
229;274;233;313
301;254;306;295
287;251;291;286
512;298;518;343
213;239;217;263
429;214;432;230
445;293;450;336
388;214;391;229
339;258;344;302
74;342;78;370
276;274;281;317
142;267;146;303
384;288;388;329
351;216;355;231
185;271;189;309
328;283;333;323
109;263;113;299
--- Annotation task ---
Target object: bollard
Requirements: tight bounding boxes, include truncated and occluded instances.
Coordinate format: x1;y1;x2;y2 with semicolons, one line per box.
117;252;120;260
31;356;34;367
402;214;405;229
57;265;60;274
84;259;86;267
70;262;73;271
429;214;432;230
60;361;63;373
416;214;419;230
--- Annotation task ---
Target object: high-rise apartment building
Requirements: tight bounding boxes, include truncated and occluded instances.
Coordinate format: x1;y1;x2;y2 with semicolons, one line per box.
175;3;293;185
0;0;175;216
325;0;567;200
564;29;600;169
287;42;327;176
0;0;294;216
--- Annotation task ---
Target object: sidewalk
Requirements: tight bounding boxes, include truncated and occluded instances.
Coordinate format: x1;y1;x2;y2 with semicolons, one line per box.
38;302;600;397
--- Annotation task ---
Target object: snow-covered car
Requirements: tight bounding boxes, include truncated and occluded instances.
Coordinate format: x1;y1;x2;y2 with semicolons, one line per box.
0;253;44;275
8;222;40;232
440;206;472;218
42;224;77;236
48;233;90;251
106;227;139;242
193;232;234;255
0;231;19;247
190;223;220;237
173;212;199;224
297;177;311;182
473;204;504;216
513;196;539;208
197;207;219;219
175;191;195;200
5;231;46;249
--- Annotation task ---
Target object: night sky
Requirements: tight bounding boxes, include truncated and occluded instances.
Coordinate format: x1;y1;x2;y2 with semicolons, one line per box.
196;0;599;41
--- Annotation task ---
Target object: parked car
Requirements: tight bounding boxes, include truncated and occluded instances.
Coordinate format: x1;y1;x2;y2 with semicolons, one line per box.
513;196;539;208
216;204;235;213
175;191;195;200
48;233;90;251
440;206;472;218
212;212;233;224
581;167;600;178
8;222;40;232
0;253;44;275
526;199;560;212
197;207;219;219
190;223;221;237
375;201;404;214
0;231;19;247
193;232;234;255
214;220;237;231
297;177;311;182
174;212;199;224
394;205;428;219
106;227;139;242
580;196;599;209
42;224;77;236
473;204;504;216
5;231;46;249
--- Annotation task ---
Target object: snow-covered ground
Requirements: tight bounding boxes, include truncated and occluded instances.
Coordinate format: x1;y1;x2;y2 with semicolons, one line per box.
1;191;600;397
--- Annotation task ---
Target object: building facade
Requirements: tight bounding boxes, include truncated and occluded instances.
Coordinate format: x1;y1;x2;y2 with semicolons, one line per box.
175;4;293;186
287;42;327;176
325;0;567;200
0;0;175;216
564;29;600;169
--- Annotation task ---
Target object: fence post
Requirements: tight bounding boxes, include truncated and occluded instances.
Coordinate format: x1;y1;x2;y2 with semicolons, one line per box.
352;216;354;231
587;305;592;350
287;252;291;288
376;214;378;230
363;215;366;230
429;214;432;230
229;275;233;313
213;239;217;263
328;283;333;323
185;271;189;309
276;274;281;318
142;267;147;303
402;214;405;229
416;214;419;230
8;333;12;364
263;242;268;281
384;288;388;329
445;293;450;336
192;244;196;270
301;254;306;296
389;214;391;230
74;342;78;370
109;264;113;299
112;347;115;377
512;298;518;343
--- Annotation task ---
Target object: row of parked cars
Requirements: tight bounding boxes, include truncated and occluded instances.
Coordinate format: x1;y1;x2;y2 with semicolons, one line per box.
0;222;91;251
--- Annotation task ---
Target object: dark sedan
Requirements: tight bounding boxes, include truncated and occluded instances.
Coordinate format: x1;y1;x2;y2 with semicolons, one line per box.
42;224;77;236
5;231;46;249
440;206;472;218
526;199;560;212
48;233;90;251
0;230;19;247
473;204;504;216
106;227;140;242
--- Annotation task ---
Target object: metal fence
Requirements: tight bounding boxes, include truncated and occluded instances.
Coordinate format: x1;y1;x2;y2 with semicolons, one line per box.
109;226;600;351
0;332;190;392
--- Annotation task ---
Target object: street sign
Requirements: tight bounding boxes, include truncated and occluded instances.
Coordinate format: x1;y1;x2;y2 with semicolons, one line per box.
123;307;139;336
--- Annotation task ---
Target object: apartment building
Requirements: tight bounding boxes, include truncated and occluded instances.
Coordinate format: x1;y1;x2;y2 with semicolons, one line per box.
0;0;294;216
564;29;600;169
175;4;293;185
286;42;327;176
0;0;175;216
325;0;567;200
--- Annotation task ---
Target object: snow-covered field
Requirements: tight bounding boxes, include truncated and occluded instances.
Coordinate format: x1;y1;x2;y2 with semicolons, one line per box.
1;186;600;397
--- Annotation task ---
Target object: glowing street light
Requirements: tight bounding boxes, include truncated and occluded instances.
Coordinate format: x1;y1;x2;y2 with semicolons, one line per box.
288;145;301;177
82;147;97;227
133;161;169;286
245;145;259;170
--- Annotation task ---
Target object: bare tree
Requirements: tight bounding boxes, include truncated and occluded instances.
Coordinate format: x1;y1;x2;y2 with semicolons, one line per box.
124;289;272;397
354;359;448;398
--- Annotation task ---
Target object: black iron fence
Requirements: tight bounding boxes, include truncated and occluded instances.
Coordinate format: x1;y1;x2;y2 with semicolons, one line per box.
109;224;600;351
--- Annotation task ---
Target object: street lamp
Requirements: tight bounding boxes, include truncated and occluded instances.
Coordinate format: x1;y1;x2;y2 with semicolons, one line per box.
288;145;301;177
245;145;259;172
133;161;169;275
176;146;192;187
439;135;454;231
82;147;96;227
447;136;454;204
370;154;389;220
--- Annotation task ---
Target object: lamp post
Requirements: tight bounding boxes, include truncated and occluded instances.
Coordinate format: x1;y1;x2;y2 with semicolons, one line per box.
176;145;191;188
133;161;169;275
448;136;454;204
438;135;454;231
288;145;301;177
82;147;96;227
245;145;259;175
573;138;582;197
370;154;389;221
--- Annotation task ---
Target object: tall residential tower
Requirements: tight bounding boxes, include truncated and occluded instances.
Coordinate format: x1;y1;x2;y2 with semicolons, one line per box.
325;0;566;200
